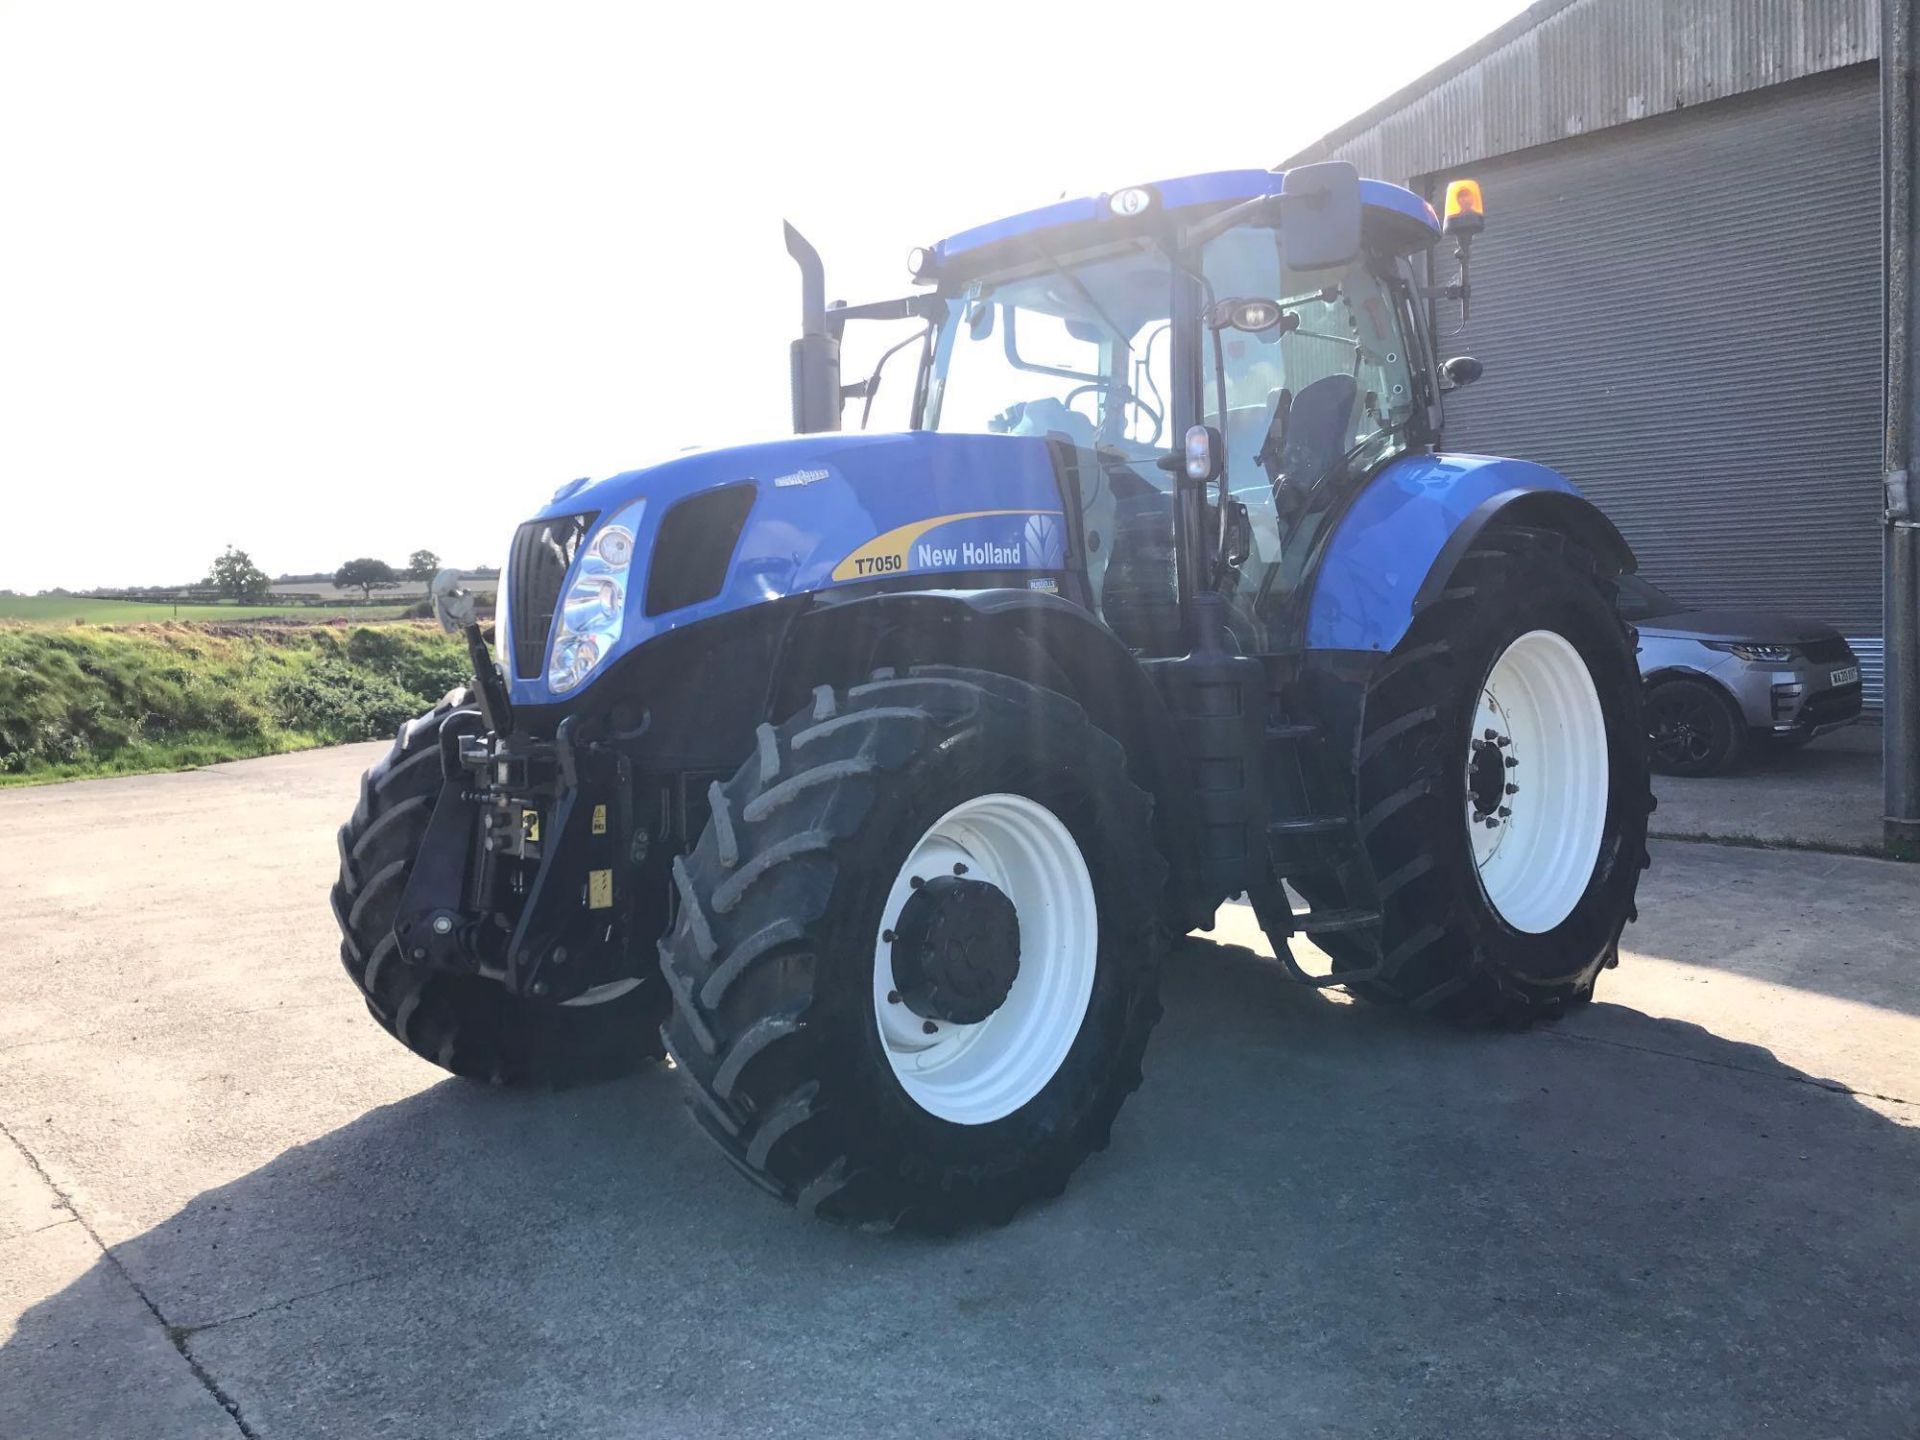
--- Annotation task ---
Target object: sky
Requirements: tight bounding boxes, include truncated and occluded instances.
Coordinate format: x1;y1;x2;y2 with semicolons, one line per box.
0;0;1532;592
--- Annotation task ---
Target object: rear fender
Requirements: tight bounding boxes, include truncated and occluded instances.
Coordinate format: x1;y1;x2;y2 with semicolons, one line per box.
1304;454;1634;655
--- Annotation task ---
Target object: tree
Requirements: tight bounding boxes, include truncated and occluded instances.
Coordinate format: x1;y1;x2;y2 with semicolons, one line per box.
406;549;441;582
208;546;271;603
334;557;399;602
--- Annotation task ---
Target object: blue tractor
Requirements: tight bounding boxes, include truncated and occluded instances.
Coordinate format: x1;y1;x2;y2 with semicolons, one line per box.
332;164;1650;1230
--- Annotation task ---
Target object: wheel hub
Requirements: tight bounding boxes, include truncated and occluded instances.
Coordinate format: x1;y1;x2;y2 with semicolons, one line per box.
889;874;1022;1025
1467;729;1514;824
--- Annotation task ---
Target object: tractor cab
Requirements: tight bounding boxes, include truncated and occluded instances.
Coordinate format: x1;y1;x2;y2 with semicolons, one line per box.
799;165;1463;654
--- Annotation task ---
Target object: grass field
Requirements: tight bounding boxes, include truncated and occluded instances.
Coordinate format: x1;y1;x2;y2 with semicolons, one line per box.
0;595;411;625
0;621;468;785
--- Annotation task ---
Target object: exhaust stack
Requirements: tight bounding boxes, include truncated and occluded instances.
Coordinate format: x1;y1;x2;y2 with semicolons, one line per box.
784;222;842;434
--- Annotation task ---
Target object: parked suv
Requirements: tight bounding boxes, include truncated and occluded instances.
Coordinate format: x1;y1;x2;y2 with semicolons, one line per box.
1617;575;1863;776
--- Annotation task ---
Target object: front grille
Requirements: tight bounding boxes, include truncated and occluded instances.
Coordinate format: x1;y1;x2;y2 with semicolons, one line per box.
507;513;594;679
1802;682;1863;727
1799;635;1854;664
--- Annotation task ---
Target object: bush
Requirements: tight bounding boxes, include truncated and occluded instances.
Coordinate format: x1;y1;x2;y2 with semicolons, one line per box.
343;625;469;698
0;620;471;783
268;658;421;741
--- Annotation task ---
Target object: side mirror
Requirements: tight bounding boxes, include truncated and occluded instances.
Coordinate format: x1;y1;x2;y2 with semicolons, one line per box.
1278;161;1362;271
429;568;477;634
1441;355;1484;391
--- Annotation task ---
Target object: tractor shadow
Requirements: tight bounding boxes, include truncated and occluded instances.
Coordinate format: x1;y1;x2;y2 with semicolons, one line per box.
4;937;1917;1439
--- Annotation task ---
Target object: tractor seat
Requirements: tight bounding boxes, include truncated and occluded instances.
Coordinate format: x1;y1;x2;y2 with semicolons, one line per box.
1274;372;1358;492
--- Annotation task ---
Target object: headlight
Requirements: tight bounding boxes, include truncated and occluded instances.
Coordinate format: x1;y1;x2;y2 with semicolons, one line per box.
547;500;644;694
1704;641;1794;664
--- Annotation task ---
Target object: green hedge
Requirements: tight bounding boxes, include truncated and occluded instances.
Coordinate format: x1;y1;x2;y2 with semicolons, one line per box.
0;621;470;784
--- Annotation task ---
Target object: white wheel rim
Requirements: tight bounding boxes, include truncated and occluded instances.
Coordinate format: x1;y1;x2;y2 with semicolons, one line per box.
872;793;1097;1126
1467;629;1609;934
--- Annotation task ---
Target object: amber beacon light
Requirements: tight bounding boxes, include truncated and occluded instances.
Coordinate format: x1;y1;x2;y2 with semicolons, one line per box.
1443;178;1485;236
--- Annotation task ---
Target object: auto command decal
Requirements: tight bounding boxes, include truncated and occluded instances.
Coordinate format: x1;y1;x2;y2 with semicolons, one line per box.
832;510;1065;582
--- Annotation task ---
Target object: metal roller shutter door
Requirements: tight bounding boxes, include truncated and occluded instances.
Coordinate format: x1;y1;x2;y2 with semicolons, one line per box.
1424;64;1884;702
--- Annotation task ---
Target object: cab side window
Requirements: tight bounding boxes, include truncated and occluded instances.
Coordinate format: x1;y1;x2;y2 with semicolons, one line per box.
1200;229;1419;646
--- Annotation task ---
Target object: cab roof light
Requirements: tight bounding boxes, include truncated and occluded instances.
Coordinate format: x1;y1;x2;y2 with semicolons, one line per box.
1107;185;1155;218
1443;178;1485;236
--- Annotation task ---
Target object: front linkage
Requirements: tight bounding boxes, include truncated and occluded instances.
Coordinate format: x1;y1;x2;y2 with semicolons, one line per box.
391;622;655;1008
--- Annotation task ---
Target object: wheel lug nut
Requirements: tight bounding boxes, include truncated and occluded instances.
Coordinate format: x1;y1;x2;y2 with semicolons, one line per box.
1497;806;1511;818
953;862;968;875
1506;783;1519;795
887;990;901;1004
921;1020;938;1035
909;876;925;890
882;929;895;943
1495;736;1510;748
1483;728;1498;742
1505;756;1519;768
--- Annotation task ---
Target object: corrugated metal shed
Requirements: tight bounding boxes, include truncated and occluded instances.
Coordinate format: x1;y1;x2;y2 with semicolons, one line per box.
1424;64;1885;637
1281;0;1881;180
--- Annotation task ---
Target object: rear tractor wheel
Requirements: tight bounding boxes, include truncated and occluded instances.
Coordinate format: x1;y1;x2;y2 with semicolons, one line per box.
658;667;1166;1232
330;691;668;1086
1310;528;1653;1024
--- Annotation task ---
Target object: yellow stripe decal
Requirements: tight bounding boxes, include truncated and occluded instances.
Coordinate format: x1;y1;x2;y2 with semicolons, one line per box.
831;510;1061;583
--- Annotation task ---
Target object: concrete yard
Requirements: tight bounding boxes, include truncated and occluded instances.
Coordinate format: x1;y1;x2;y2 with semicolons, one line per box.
1;745;1916;1439
1650;720;1887;854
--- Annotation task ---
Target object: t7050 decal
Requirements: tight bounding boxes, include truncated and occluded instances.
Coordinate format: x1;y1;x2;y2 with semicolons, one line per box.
831;510;1065;583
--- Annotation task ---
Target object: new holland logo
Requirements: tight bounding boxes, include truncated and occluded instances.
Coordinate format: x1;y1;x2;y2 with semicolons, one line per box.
1023;513;1065;569
773;466;831;489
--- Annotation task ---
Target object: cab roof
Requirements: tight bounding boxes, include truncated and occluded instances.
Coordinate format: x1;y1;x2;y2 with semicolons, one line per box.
930;168;1440;273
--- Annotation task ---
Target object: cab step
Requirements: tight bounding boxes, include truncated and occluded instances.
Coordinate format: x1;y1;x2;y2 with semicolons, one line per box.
1267;816;1349;837
1264;721;1319;742
1289;906;1381;935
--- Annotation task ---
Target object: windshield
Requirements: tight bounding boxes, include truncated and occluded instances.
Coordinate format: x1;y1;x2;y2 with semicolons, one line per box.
1614;573;1687;621
923;246;1172;454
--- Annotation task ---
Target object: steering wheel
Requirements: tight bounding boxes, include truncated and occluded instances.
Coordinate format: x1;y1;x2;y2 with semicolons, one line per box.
1064;383;1163;446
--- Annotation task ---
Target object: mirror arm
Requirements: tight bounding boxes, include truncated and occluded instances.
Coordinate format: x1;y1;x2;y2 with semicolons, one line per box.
824;295;944;326
1180;193;1281;250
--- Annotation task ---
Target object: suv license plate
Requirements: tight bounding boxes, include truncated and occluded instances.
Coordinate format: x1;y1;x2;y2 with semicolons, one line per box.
1831;666;1860;686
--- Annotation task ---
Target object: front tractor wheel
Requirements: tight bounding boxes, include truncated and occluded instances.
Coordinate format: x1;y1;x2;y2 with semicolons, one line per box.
1313;527;1653;1024
330;692;668;1086
659;668;1166;1232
